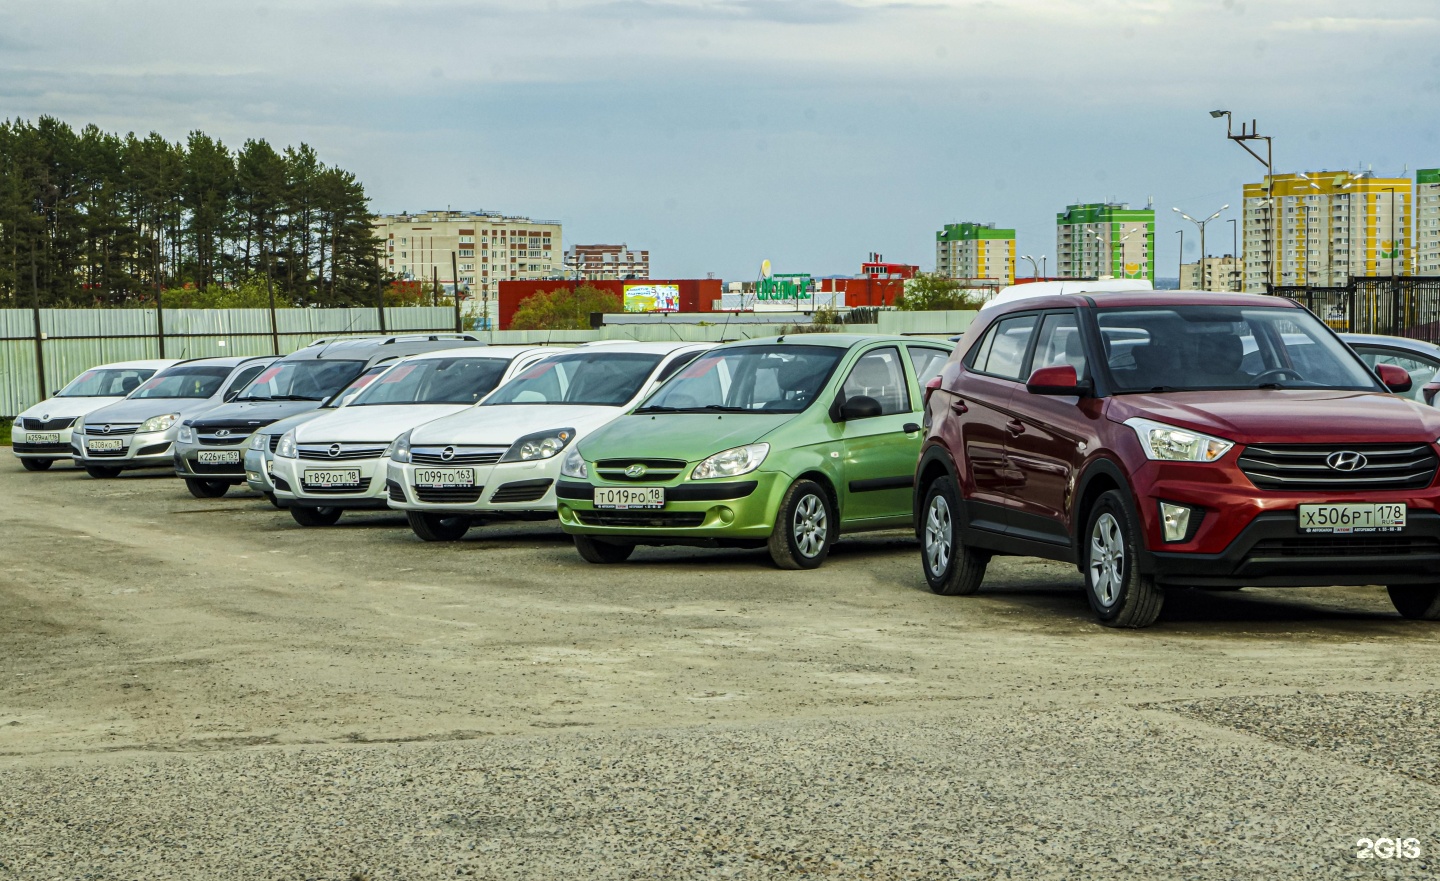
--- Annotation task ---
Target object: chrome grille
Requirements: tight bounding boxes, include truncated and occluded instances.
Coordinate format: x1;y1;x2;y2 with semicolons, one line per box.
411;447;505;466
297;444;388;461
85;424;138;436
199;433;248;446
594;458;687;482
1238;443;1438;492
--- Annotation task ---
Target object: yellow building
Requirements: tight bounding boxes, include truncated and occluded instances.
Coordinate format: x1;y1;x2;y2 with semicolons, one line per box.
1242;172;1410;290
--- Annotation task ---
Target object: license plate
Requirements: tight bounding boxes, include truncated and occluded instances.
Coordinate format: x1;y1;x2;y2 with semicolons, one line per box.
303;468;361;489
197;450;240;465
1298;503;1407;534
28;432;60;444
594;486;665;509
415;467;475;488
87;438;123;452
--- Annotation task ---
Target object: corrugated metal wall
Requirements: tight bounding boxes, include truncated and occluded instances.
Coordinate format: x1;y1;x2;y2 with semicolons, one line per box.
0;308;461;416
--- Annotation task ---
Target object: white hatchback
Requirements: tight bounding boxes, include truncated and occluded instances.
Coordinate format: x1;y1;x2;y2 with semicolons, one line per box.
11;359;179;471
386;341;713;541
270;346;561;527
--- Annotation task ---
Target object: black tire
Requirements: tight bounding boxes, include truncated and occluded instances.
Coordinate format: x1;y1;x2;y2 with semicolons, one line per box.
185;477;229;498
919;475;989;596
85;465;122;479
767;479;836;570
1387;585;1440;620
264;492;283;509
20;458;53;472
407;510;470;542
573;535;635;564
1082;490;1164;628
290;505;343;527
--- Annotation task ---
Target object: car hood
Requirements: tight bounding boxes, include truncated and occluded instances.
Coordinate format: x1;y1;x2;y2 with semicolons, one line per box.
409;404;624;447
1106;390;1440;444
19;396;126;422
81;396;220;425
578;413;796;462
294;404;471;444
190;399;323;428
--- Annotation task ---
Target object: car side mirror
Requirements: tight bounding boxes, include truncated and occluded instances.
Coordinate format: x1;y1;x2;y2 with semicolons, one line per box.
833;395;883;421
1377;363;1412;393
923;374;943;405
1026;365;1092;396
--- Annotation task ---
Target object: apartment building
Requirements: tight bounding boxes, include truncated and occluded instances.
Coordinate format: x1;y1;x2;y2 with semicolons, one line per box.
1180;255;1244;292
1240;171;1409;291
1055;203;1154;281
565;244;650;280
935;222;1015;284
1418;169;1440;275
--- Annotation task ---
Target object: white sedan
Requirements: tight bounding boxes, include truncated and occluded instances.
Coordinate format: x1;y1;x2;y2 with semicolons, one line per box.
11;359;179;471
270;346;560;526
385;341;713;541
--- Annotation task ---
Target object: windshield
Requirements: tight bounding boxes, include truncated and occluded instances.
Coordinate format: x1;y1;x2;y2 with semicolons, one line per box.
484;352;663;406
236;359;367;402
350;357;510;406
638;345;844;413
1096;306;1380;393
57;367;158;398
129;365;232;399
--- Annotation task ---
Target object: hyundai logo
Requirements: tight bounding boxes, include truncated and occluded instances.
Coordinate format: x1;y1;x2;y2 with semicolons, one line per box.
328;443;342;458
215;429;231;438
1326;450;1368;472
441;446;456;461
625;463;648;478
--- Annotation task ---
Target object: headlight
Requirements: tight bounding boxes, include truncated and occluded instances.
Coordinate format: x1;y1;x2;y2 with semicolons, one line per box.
249;432;269;451
560;447;588;479
500;428;575;463
385;429;414;463
691;443;769;480
178;424;195;444
276;430;297;459
140;413;179;433
1124;418;1233;462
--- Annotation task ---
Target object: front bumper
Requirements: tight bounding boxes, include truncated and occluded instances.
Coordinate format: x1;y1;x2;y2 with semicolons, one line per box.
73;430;175;470
174;440;250;480
385;458;563;514
272;454;388;509
555;471;786;544
12;426;75;459
245;447;275;493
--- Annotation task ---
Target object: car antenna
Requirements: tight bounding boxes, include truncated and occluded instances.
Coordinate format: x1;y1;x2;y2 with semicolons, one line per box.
777;335;785;343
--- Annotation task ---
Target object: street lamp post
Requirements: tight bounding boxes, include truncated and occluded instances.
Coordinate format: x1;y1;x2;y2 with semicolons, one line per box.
1173;205;1228;291
1176;229;1184;287
1212;110;1274;291
1020;255;1039;280
1382;186;1399;278
1228;218;1238;291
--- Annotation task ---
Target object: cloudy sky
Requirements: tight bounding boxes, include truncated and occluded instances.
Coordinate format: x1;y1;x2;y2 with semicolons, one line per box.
4;0;1439;280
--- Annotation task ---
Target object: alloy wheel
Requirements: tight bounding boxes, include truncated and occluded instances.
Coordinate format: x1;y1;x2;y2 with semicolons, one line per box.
792;493;828;558
1089;512;1124;607
925;494;953;577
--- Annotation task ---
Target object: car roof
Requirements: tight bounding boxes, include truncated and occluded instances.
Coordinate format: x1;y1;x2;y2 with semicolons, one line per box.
162;355;276;370
394;345;559;363
278;334;485;363
547;340;712;355
984;289;1303;315
1339;333;1440;356
92;359;182;370
716;333;936;349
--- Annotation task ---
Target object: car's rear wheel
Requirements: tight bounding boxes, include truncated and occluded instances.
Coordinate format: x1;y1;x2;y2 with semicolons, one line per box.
185;477;229;498
573;535;635;564
920;475;989;595
1083;490;1164;628
1387;585;1440;620
20;458;53;472
86;465;122;479
768;479;835;570
291;505;343;527
407;510;470;542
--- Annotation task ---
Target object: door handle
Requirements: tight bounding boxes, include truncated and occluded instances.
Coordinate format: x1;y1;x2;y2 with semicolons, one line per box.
950;400;969;414
1006;419;1026;435
901;422;921;434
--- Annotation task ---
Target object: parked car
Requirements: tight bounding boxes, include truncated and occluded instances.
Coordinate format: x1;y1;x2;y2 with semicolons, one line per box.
11;359;178;471
173;334;483;499
72;356;278;479
1339;333;1440;406
916;289;1440;627
557;334;952;567
385;341;714;542
270;346;558;526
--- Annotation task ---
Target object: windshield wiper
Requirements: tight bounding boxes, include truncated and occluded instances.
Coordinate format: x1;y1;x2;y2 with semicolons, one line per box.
700;405;750;412
235;395;272;402
267;394;326;401
634;405;681;413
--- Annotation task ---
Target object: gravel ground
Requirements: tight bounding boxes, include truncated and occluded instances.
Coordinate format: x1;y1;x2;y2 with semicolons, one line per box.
2;461;1439;878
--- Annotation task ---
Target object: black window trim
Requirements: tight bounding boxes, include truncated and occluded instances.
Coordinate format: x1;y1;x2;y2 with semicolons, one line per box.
840;343;913;415
966;310;1044;383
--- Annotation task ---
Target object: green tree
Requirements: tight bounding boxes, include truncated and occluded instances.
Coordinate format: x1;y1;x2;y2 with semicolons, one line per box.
897;273;981;311
511;284;623;330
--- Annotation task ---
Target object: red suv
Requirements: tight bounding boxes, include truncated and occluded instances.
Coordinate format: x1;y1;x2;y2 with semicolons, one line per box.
916;290;1440;627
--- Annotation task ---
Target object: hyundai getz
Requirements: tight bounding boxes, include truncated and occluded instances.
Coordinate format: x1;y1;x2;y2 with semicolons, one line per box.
917;290;1440;627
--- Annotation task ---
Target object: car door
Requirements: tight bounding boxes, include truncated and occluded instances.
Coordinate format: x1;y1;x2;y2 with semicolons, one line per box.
836;345;922;524
1350;344;1440;404
1004;310;1098;545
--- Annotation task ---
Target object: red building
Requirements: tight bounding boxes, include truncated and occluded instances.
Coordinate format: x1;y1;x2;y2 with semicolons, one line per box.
497;278;724;329
861;252;918;280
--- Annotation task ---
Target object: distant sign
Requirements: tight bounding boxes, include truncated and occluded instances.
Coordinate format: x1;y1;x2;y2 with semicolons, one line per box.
624;283;680;313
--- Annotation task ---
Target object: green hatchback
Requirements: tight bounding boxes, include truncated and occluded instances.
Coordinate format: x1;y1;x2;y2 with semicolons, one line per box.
556;334;952;568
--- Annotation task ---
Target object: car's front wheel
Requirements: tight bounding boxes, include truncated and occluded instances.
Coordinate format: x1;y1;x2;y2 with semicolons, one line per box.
920;475;989;596
185;478;229;498
86;465;122;479
407;511;470;542
264;492;283;509
573;535;635;564
20;458;53;472
768;479;836;570
291;505;343;527
1083;490;1164;628
1387;585;1440;620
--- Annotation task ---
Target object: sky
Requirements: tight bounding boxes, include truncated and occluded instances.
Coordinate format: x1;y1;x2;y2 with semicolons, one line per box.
3;0;1439;281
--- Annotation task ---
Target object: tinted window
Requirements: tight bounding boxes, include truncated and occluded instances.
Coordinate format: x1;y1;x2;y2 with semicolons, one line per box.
57;368;157;397
841;347;910;415
236;359;367;402
351;357;510;406
1031;313;1087;379
485;352;663;406
130;365;232;399
907;346;949;385
639;345;843;414
975;314;1038;380
224;363;269;399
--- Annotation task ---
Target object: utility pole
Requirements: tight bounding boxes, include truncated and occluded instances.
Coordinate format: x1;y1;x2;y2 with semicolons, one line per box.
31;241;45;399
450;251;462;333
1228;219;1238;291
375;256;387;335
432;265;440;308
1212;111;1274;291
154;236;166;357
1175;230;1183;287
1174;205;1228;292
265;241;279;355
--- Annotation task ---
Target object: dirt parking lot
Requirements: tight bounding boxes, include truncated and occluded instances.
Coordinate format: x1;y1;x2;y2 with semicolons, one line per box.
2;460;1439;879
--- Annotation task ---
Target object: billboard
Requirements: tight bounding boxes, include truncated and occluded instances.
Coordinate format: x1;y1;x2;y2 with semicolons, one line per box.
623;283;680;313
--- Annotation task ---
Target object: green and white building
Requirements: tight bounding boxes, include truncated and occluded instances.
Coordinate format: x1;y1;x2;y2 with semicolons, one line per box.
1419;169;1440;275
1056;203;1154;281
935;222;1016;284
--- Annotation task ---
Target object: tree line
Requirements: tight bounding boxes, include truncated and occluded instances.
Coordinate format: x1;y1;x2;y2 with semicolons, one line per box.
0;116;383;309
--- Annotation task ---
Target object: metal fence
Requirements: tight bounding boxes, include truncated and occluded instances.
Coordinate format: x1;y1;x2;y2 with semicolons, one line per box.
0;307;462;417
1274;277;1440;343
